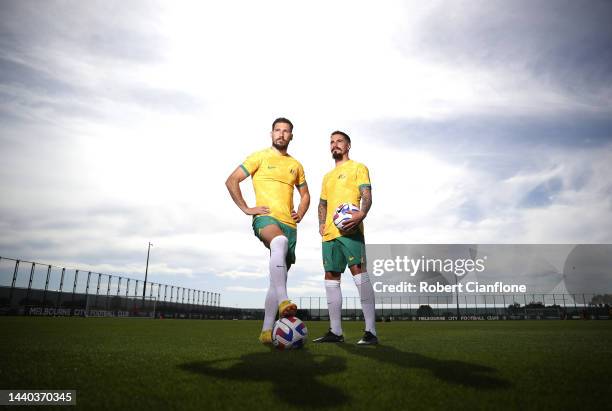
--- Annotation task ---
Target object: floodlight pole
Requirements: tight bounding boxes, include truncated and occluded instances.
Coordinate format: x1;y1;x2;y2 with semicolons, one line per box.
143;242;153;303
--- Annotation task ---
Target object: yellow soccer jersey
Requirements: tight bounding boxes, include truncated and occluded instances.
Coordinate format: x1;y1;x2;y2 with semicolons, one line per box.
241;147;307;228
320;160;371;241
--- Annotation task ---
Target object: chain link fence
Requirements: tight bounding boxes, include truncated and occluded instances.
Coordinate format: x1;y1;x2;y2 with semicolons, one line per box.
0;256;224;318
2;255;610;320
290;294;611;321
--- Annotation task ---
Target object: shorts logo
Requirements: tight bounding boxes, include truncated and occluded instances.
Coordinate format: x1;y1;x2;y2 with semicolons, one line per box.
349;256;355;261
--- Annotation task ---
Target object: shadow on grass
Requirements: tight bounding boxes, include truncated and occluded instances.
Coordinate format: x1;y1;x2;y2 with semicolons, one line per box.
337;344;511;390
179;349;349;407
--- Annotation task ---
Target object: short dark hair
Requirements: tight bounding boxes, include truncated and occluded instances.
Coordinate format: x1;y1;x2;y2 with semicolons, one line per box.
272;117;293;132
331;130;351;144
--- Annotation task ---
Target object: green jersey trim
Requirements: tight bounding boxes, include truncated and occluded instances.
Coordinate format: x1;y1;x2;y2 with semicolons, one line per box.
240;164;250;177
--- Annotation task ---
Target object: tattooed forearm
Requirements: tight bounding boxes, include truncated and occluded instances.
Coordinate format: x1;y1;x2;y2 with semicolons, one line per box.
360;187;372;216
318;199;327;226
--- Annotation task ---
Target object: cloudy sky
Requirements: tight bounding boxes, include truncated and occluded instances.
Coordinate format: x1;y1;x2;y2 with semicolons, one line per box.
1;0;611;307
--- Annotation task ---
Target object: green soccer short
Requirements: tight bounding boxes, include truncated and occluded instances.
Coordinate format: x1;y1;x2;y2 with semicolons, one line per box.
322;232;366;273
252;216;297;269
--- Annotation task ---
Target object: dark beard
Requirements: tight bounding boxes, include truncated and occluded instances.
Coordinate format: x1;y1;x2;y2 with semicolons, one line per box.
273;141;288;150
332;151;342;159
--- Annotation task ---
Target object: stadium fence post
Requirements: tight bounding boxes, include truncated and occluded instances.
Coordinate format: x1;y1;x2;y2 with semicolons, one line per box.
106;275;111;310
56;267;65;309
399;296;402;318
572;293;577;315
95;273;101;309
71;270;79;316
562;294;566;310
8;259;19;308
135;280;141;312
309;296;312;317
188;289;191;316
42;264;51;308
409;295;412;318
85;271;91;296
444;295;448;317
25;262;35;307
125;278;130;311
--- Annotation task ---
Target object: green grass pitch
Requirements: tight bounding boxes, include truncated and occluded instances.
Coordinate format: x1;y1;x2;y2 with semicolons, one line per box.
1;317;611;410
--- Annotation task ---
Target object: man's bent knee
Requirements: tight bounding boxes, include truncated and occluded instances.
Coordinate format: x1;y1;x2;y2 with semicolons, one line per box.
349;264;364;275
270;235;289;253
325;271;341;280
259;224;284;248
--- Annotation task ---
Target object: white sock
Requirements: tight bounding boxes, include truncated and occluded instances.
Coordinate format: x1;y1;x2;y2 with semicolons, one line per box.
262;286;277;331
353;272;376;335
269;236;289;303
325;279;343;335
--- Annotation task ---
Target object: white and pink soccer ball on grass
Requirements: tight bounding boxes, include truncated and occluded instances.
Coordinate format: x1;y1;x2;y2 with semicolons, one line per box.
272;316;308;350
